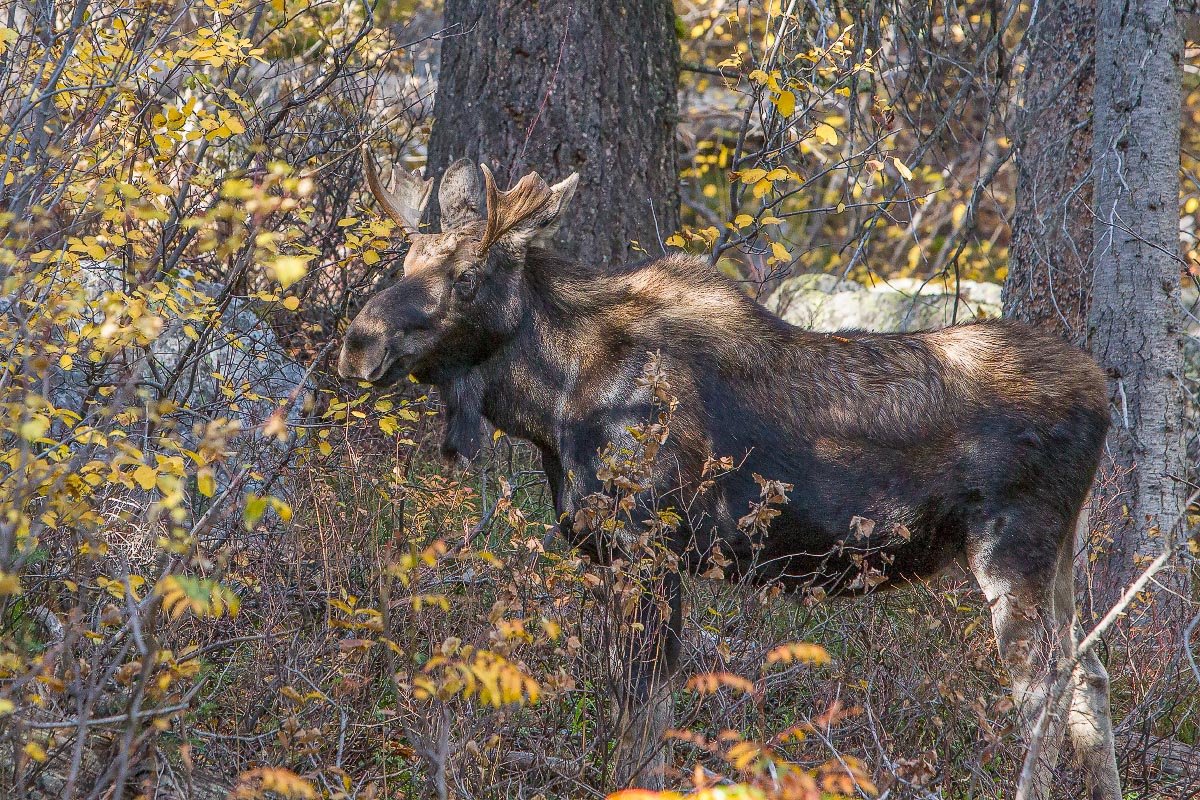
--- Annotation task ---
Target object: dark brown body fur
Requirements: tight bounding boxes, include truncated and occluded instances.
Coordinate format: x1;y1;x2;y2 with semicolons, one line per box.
439;250;1108;600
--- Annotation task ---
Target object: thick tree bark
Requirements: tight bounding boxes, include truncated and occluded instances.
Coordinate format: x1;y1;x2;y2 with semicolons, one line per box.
1089;0;1188;624
1002;0;1095;344
427;1;680;265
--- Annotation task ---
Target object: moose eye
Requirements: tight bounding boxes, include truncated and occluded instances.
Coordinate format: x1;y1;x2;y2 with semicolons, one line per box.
453;270;479;298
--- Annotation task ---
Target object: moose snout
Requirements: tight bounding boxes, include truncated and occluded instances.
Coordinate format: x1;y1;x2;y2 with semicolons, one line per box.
338;321;395;383
337;342;390;382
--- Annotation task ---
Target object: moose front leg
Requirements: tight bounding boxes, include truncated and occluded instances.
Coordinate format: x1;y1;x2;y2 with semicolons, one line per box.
608;566;682;790
548;417;688;790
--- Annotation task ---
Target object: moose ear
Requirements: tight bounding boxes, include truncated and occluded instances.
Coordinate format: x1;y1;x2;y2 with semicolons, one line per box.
478;165;578;253
438;158;484;230
530;173;579;248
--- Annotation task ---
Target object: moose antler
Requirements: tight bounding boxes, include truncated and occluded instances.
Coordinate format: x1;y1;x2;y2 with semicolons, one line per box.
361;144;433;235
478;164;554;252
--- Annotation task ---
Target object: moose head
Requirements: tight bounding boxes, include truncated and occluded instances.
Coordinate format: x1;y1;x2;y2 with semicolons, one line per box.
337;147;578;387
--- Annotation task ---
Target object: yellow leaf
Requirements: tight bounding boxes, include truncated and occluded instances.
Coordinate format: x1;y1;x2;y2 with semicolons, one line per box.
774;90;796;117
263;414;288;440
24;742;47;762
665;233;686;248
738;168;768;184
197;468;215;498
732;214;754;229
272;499;293;523
765;641;831;666
685;671;757;695
19;415;49;442
0;699;13;715
235;767;315;799
337;216;358;227
270;256;309;288
282;296;300;311
0;572;22;596
244;495;268;530
893;157;914;180
771;242;790;262
0;27;16;57
362;249;380;265
813;123;838;146
132;464;158;491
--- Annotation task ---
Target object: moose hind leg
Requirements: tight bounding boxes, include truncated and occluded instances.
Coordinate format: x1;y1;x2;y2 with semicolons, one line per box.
1056;513;1121;799
1068;622;1121;800
970;544;1072;800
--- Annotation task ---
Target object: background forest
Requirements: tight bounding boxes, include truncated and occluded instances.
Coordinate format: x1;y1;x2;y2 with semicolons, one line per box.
0;1;1197;799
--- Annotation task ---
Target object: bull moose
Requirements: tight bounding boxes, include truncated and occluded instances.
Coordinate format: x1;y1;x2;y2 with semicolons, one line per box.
338;150;1122;799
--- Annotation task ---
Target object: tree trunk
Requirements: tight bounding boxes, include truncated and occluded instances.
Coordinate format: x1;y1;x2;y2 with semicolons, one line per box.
1002;0;1095;344
427;0;680;265
1089;0;1188;625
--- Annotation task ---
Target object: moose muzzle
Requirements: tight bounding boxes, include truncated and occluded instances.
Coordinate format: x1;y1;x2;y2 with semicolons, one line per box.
337;310;397;383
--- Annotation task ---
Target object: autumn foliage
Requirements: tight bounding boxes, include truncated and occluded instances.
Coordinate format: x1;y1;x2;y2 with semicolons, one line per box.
0;1;1196;799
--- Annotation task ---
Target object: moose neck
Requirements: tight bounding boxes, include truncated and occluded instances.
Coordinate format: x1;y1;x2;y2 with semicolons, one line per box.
472;277;585;455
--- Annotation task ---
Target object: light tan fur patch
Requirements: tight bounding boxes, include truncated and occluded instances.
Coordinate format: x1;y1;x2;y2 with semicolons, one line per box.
926;326;1033;399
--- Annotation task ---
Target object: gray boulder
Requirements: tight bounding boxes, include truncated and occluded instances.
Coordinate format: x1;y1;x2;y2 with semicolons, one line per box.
768;273;1001;332
10;260;312;454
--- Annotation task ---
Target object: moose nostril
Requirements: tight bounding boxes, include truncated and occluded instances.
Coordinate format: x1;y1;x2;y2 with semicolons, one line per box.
365;346;392;383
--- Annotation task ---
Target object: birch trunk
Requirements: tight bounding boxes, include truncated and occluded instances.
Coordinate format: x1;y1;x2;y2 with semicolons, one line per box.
1089;0;1188;626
